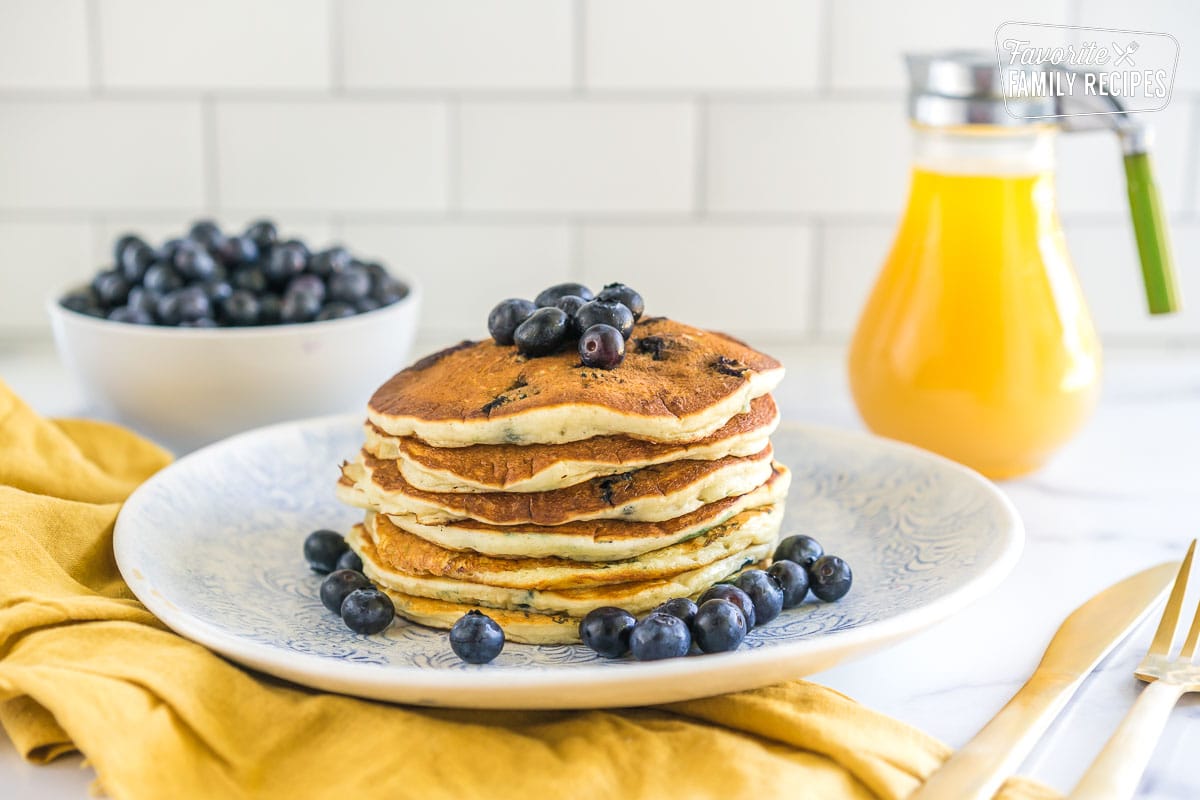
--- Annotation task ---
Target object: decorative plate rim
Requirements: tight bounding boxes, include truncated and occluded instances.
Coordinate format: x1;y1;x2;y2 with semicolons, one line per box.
115;415;1023;707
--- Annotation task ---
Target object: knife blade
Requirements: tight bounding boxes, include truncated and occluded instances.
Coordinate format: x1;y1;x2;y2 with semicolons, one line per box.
909;561;1177;800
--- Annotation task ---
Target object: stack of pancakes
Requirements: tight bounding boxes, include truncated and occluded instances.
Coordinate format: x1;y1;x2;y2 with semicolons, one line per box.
337;317;789;644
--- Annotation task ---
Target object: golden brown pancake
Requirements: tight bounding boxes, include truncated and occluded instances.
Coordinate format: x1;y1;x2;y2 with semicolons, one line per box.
366;502;783;590
363;394;779;493
377;588;581;645
366;317;785;447
342;444;775;526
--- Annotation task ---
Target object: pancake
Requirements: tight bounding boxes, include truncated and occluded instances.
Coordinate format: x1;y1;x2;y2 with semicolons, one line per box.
349;523;771;618
377;589;580;645
364;394;780;493
341;444;775;526
367;317;785;447
371;464;791;562
366;501;783;590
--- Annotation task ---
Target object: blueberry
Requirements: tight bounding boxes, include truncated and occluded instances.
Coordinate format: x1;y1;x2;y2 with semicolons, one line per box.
156;292;187;326
449;610;505;664
308;246;352;277
734;569;785;626
180;318;218;328
265;242;308;287
222;290;260;326
553;295;588;336
188;219;225;251
809;555;853;602
341;588;395;635
316;302;357;321
287;274;326;303
487;298;537;345
303;529;348;574
596;283;645;321
126;287;159;318
119;240;156;283
767;560;810;608
699;584;757;629
575;300;634;340
578;324;625;369
281;288;322;323
579;606;636;658
629;612;691;661
356;297;382;314
92;271;131;308
373;276;409;305
243;219;278;251
327;267;371;304
336;549;364;573
113;233;145;265
199;279;233;305
535;282;593;308
173;242;218;282
653;597;698;628
692;599;747;653
232;266;269;294
319;569;371;614
61;288;100;316
143;263;185;295
174;286;211;323
774;535;824;568
106;305;154;325
258;293;283;324
218;234;259;266
282;238;310;259
514;307;569;357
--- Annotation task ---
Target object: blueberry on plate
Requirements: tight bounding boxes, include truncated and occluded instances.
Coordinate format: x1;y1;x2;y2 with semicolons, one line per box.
809;555;853;602
578;324;625;369
629;612;691;661
308;247;352;277
575;300;635;340
319;569;372;614
341;588;395;635
316;302;357;321
596;283;645;321
734;569;785;626
534;282;594;308
653;597;698;628
487;298;537;345
336;549;363;573
579;606;636;658
327;267;372;304
699;584;757;629
450;610;505;664
243;219;278;251
514;307;569;357
143;263;185;295
303;529;348;574
92;271;131;308
222;290;260;326
774;534;824;568
553;295;588;335
692;598;747;653
767;560;809;608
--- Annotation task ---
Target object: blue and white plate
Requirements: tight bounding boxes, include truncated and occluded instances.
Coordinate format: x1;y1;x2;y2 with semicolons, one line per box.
114;417;1022;709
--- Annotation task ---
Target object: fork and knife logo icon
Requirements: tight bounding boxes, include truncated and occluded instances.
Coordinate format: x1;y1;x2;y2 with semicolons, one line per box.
1112;39;1139;67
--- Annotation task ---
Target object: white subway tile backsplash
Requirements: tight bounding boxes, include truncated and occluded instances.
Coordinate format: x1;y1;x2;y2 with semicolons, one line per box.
343;0;572;89
0;102;204;210
0;220;93;330
818;223;893;338
578;223;813;336
459;102;694;213
338;223;571;337
829;0;1070;90
97;0;330;90
0;0;90;90
215;101;447;212
1076;0;1200;92
585;0;821;90
706;100;911;215
1057;101;1195;218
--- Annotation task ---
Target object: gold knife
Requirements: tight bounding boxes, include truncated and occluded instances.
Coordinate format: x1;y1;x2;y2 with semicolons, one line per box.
909;562;1178;800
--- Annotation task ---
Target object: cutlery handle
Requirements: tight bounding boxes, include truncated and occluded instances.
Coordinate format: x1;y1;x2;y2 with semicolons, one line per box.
1069;679;1181;800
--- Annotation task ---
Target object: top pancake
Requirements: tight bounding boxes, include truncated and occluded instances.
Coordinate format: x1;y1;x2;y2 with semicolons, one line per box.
367;317;785;447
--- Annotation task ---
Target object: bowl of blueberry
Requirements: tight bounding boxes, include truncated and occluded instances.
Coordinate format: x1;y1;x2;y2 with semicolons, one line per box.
48;219;420;451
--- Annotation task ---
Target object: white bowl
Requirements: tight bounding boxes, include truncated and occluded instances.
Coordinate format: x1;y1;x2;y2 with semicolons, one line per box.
47;278;421;452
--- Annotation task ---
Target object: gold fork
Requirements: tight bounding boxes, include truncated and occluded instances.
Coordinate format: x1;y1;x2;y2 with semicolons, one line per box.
1070;539;1199;799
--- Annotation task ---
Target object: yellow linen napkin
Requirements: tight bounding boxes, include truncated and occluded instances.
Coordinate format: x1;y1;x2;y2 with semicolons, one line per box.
0;381;1058;800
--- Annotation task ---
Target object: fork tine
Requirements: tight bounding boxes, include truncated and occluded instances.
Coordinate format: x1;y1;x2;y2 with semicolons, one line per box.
1148;539;1196;657
1182;541;1200;659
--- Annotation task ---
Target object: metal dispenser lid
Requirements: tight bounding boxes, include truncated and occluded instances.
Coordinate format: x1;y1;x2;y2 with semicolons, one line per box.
907;51;1055;126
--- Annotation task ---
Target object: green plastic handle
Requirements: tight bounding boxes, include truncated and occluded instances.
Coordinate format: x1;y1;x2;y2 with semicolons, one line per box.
1124;151;1180;314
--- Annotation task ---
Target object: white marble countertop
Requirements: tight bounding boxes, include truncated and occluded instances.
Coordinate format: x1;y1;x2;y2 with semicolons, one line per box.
2;342;1199;799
